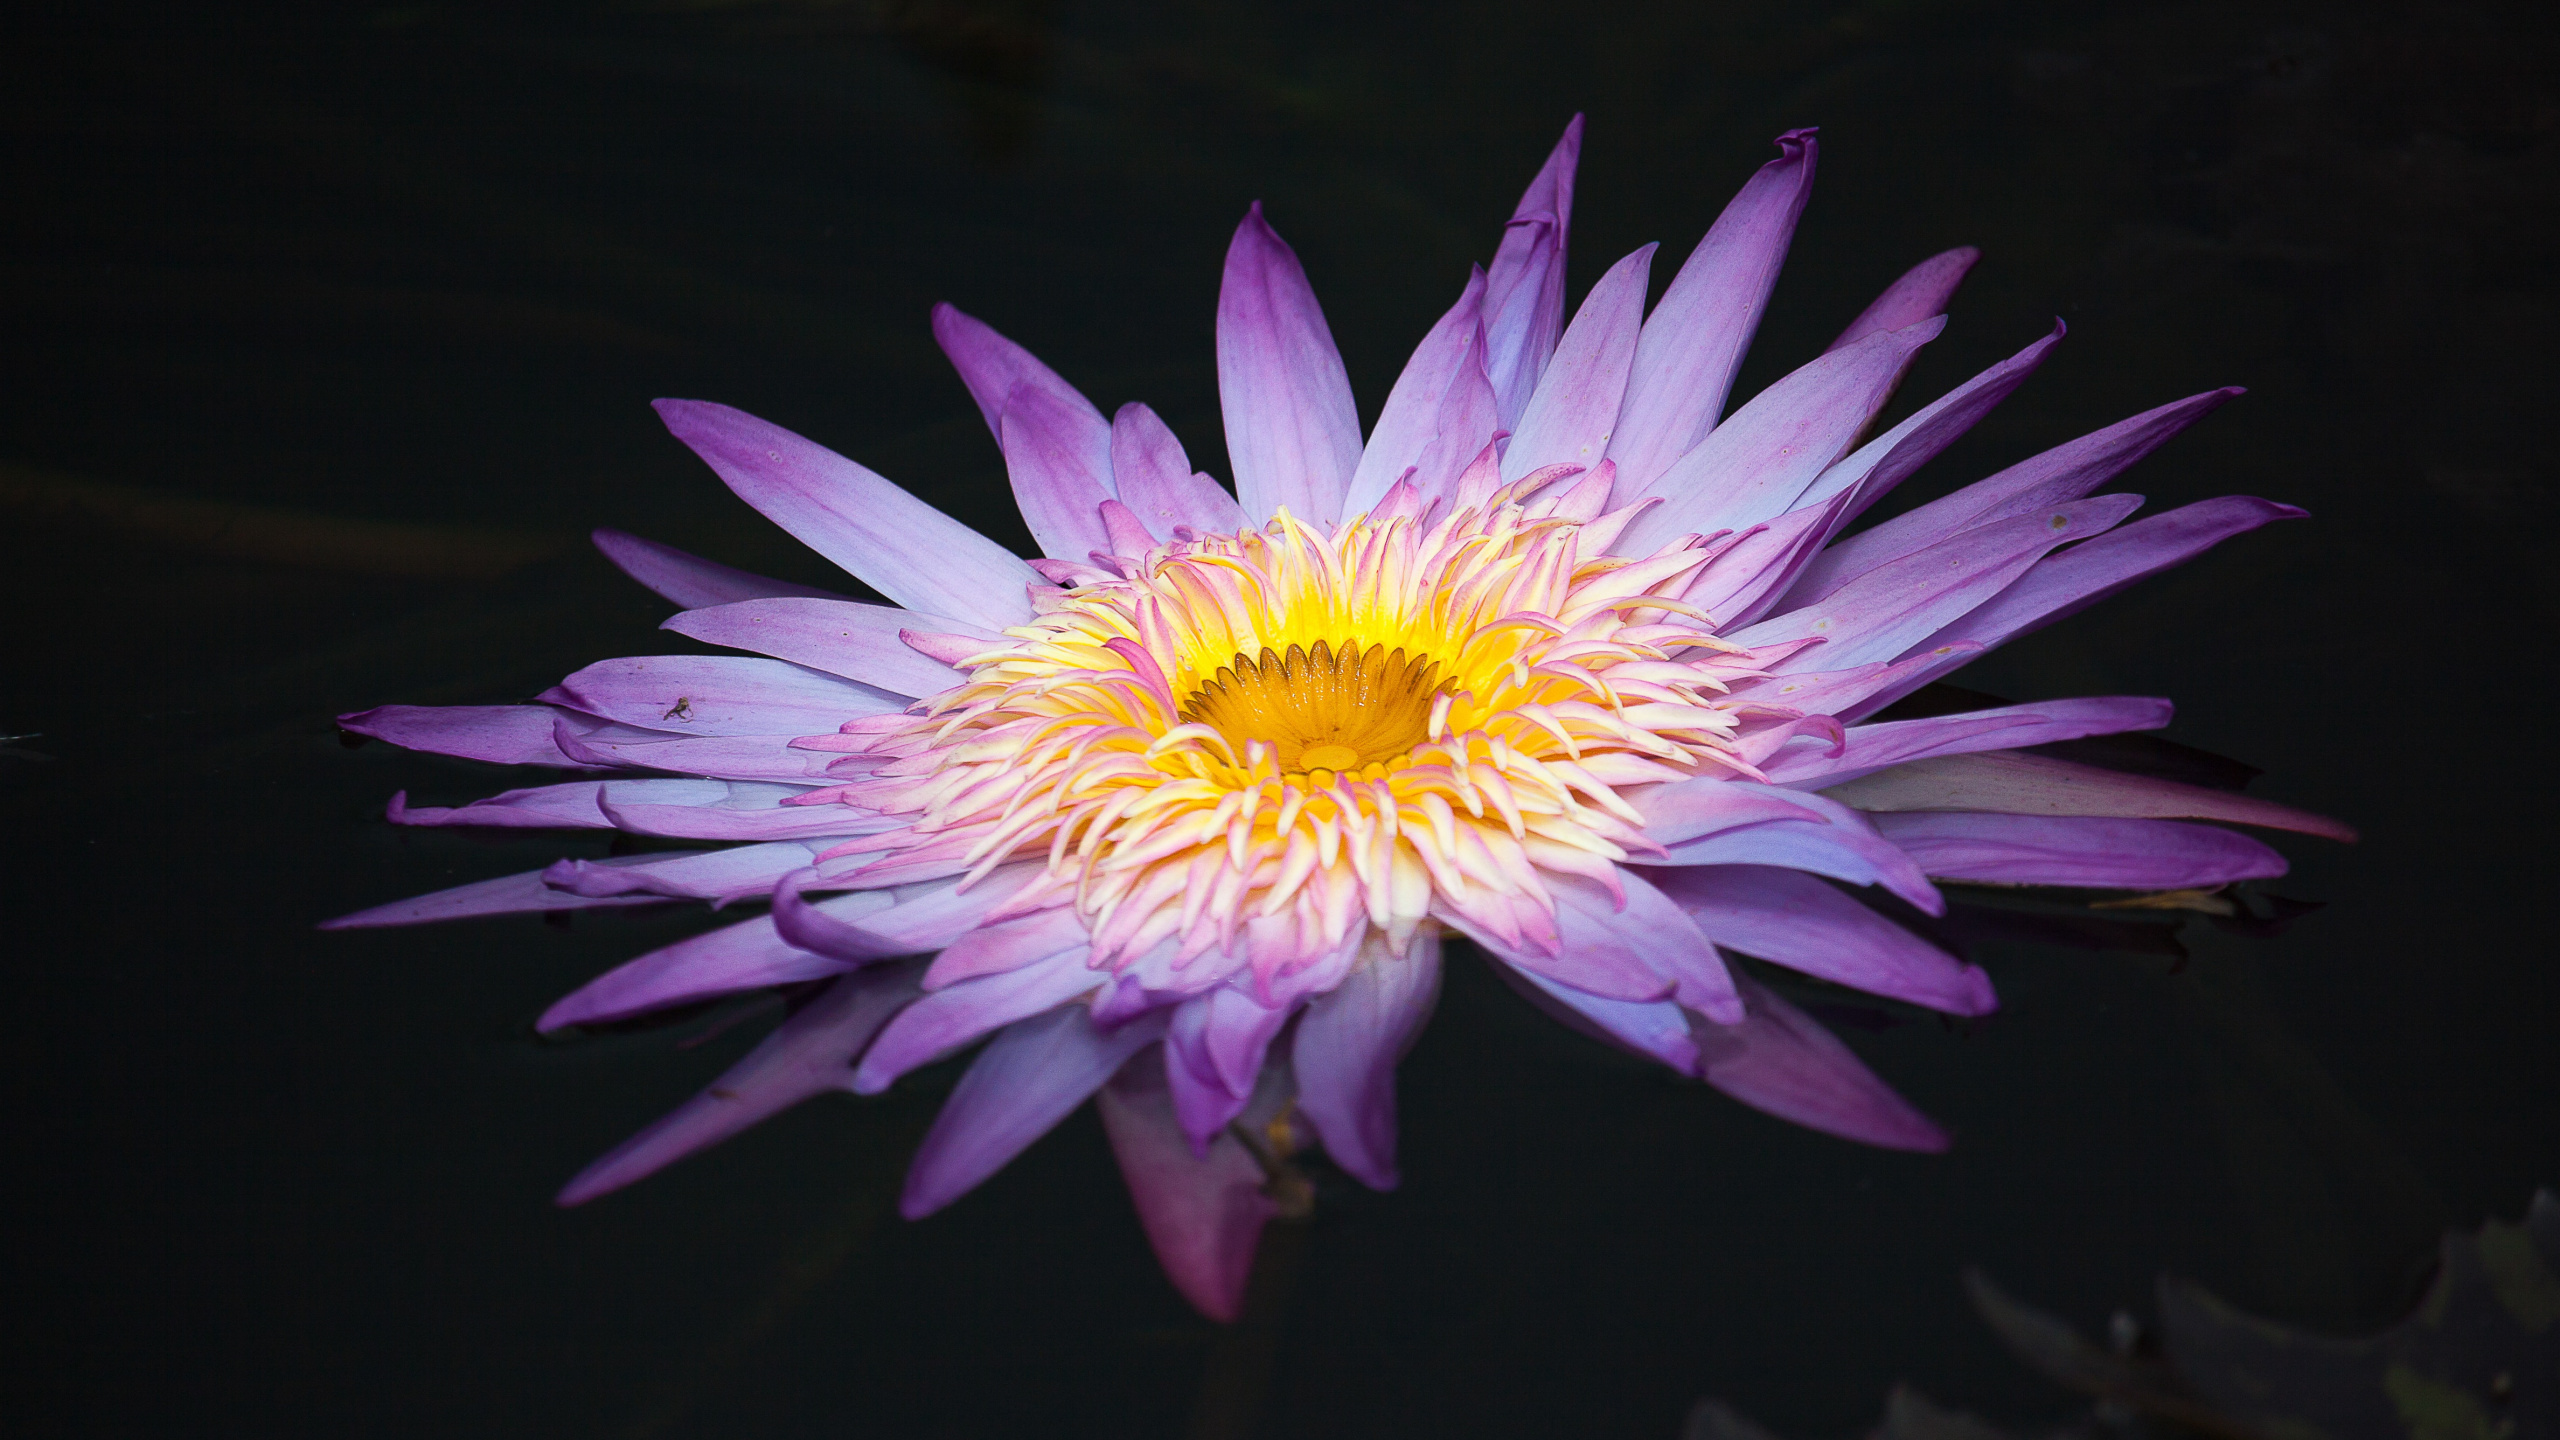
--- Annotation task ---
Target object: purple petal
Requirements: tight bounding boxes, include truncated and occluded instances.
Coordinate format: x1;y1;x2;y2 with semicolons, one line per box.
1621;317;1944;551
387;782;611;829
1482;115;1582;427
538;908;878;1030
1444;899;1675;1003
1735;496;2143;673
590;528;847;609
1165;986;1295;1151
923;905;1091;988
1825;246;1979;353
550;726;844;784
899;1005;1169;1219
1761;696;2173;788
663;596;980;698
1637;778;1830;846
1496;964;1700;1074
1872;812;2289;888
1654;784;1943;915
1609;129;1819;493
320;862;683;929
1695;975;1949;1152
1097;1045;1278;1322
1792;387;2241;606
1648;864;1994;1015
1796;321;2066;533
930;302;1104;437
338;704;597;769
556;966;921;1205
850;949;1102;1093
771;866;1034;963
1827;750;2356;842
1679;491;1855;627
1557;868;1744;1022
1292;933;1441;1190
1344;268;1487;517
543;654;900;736
1407;331;1501;503
653;399;1044;631
999;382;1119;561
1502;244;1655;480
540;841;821;904
1217;204;1362;524
597;779;885;842
1110;402;1245;539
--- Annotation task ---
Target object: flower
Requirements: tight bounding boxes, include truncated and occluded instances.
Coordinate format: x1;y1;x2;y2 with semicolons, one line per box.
331;117;2352;1320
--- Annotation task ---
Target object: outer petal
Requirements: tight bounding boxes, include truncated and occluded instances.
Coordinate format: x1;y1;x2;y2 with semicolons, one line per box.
1694;975;1950;1151
1501;244;1655;480
1648;864;1995;1015
930;302;1104;437
1871;812;2289;888
590;528;847;608
1098;1044;1280;1322
1822;750;2356;842
1482;115;1582;427
338;704;599;769
1825;246;1979;353
1344;269;1486;517
320;864;679;929
999;382;1119;561
538;907;879;1030
850;949;1102;1093
1609;128;1819;493
543;654;901;736
1652;784;1943;915
1497;964;1700;1073
1761;696;2173;788
1791;387;2241;605
899;1005;1169;1219
663;597;983;698
541;841;822;904
385;782;610;829
1217;204;1362;524
1110;402;1246;539
552;727;844;784
1291;932;1442;1190
1620;317;1944;549
1795;321;2066;532
653;399;1044;631
555;966;921;1205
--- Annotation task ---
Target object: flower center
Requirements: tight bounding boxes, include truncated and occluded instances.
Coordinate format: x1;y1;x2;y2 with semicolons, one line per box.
1179;638;1448;776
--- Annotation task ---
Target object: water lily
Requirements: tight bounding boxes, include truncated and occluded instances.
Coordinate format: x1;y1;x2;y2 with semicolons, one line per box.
332;118;2349;1319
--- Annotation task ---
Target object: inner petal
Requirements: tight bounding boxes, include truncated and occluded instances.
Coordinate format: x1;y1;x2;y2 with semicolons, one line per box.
1181;638;1447;773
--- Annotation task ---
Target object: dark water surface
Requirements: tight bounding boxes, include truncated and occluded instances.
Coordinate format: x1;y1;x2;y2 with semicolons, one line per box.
6;2;2555;1435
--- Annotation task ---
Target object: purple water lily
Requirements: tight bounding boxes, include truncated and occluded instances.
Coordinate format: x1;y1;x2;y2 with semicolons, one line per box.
332;117;2350;1320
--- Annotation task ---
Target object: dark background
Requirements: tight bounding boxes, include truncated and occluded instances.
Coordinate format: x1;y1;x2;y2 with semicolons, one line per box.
4;2;2553;1436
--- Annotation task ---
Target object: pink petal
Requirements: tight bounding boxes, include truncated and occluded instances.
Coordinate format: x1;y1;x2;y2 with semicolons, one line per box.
1217;204;1362;524
590;528;847;608
1292;933;1441;1190
999;381;1119;561
1110;402;1245;539
1609;128;1819;494
653;398;1044;631
1098;1044;1280;1322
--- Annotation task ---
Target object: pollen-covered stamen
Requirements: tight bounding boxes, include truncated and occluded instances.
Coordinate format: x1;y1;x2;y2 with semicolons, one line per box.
1180;639;1449;775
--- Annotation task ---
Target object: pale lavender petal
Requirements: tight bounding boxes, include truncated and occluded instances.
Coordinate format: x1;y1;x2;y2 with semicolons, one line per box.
556;966;921;1205
338;704;597;769
770;865;1035;964
541;841;821;903
1761;696;2173;788
1871;812;2288;888
543;654;901;736
1445;900;1675;1003
1292;933;1440;1190
1620;318;1944;550
388;782;610;829
1791;387;2241;606
538;907;881;1031
1678;491;1854;627
550;726;844;784
1826;750;2356;842
1725;645;1981;723
1482;116;1582;427
598;779;887;842
899;1005;1169;1219
1407;332;1500;503
1636;777;1830;846
1344;269;1487;517
1110;402;1245;539
663;597;979;698
1165;987;1293;1151
1217;204;1362;524
1795;321;2067;532
653;399;1043;630
850;949;1102;1093
1555;868;1743;1022
1500;965;1700;1074
1098;1045;1278;1322
1502;244;1655;480
1695;975;1949;1151
590;528;847;608
1609;128;1819;493
1734;496;2144;673
1648;864;1994;1015
999;382;1119;560
930;302;1104;437
1655;784;1943;915
922;905;1091;988
320;863;682;929
1825;247;1979;353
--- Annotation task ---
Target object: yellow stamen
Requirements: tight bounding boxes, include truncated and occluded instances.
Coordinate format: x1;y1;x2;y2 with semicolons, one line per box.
1180;639;1449;775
